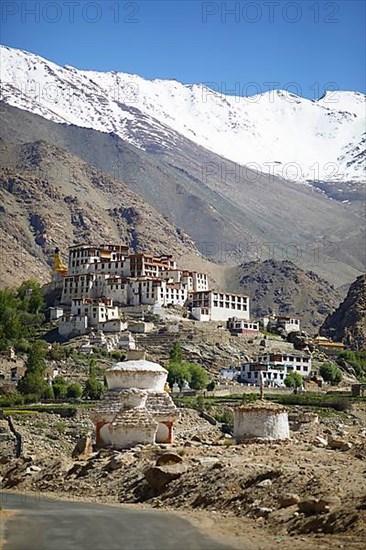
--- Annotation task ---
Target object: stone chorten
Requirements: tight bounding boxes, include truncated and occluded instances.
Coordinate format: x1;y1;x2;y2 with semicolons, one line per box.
92;360;179;449
234;401;290;442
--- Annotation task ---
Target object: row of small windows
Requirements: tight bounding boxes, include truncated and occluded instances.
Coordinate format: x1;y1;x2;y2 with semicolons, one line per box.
70;260;126;270
259;355;309;363
245;365;309;375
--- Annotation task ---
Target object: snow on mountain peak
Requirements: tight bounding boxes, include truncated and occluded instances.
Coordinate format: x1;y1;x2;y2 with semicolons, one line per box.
0;44;365;184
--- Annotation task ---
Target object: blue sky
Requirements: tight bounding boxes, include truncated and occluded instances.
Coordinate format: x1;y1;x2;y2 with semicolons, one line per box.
1;1;365;99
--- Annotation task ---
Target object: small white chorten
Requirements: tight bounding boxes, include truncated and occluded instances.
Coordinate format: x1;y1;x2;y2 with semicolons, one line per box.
234;401;290;442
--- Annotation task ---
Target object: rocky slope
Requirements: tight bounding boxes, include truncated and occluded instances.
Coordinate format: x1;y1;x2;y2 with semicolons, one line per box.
1;407;365;549
0;102;364;287
320;274;366;350
0;139;216;287
226;260;342;332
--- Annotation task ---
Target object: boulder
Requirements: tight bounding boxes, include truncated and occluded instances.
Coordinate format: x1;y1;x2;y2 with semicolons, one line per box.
144;463;187;491
253;507;273;517
298;497;322;515
72;435;93;459
25;465;42;474
313;436;328;448
257;479;272;488
278;493;300;508
105;455;124;472
318;495;341;509
156;452;183;466
327;437;353;451
298;495;341;515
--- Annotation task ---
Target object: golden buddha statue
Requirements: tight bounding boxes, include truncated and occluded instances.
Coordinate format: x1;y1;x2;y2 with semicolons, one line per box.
52;247;68;279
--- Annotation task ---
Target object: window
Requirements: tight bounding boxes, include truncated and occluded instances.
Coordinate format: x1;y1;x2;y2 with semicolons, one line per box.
247;372;251;378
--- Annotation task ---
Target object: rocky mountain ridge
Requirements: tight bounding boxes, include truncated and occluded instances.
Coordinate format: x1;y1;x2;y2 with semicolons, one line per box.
0;101;364;287
227;259;342;331
320;274;366;350
0;138;217;287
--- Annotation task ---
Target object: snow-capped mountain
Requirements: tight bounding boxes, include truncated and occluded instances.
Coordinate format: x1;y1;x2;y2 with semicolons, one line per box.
0;45;365;184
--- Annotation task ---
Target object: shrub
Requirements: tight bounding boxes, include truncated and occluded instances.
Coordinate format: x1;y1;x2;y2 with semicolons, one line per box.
83;377;104;400
195;395;205;411
207;380;216;392
110;351;126;361
48;344;67;361
52;375;68;399
284;371;303;388
15;339;31;354
67;383;83;399
55;421;67;434
0;392;24;407
42;385;54;400
331;397;352;411
214;410;234;429
319;362;343;385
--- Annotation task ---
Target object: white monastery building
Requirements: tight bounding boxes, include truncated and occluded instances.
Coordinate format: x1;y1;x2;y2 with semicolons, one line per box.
53;244;251;332
240;352;312;387
60;244;209;308
190;291;250;322
227;317;259;335
263;313;301;334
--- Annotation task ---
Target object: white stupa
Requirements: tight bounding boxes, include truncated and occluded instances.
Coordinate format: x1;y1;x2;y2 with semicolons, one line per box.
91;360;179;449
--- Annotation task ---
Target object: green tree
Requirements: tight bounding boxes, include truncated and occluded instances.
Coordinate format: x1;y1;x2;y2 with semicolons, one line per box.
17;279;45;314
88;356;97;377
42;384;54;400
168;341;208;390
187;362;208;390
25;341;48;372
207;380;216;392
284;371;303;388
67;383;83;399
319;362;343;385
166;361;191;388
52;376;68;399
169;341;182;363
1;309;21;342
83;377;104;400
18;341;49;400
